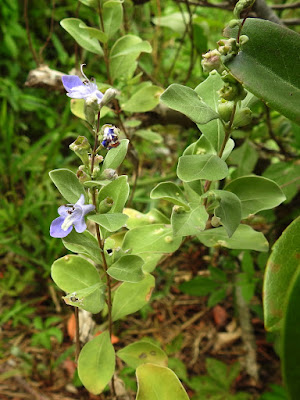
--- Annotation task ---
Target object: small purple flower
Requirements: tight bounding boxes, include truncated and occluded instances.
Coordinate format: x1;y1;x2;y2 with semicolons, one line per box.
50;194;95;238
61;64;103;104
101;125;120;149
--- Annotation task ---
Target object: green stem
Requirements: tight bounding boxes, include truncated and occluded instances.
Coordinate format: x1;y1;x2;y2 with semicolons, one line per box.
203;103;237;205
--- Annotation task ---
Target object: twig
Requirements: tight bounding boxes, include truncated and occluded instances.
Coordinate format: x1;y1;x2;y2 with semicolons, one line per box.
235;274;260;385
175;0;232;11
183;0;196;84
38;0;56;63
265;104;294;160
280;176;300;189
253;0;284;25
281;18;300;25
74;307;81;362
271;1;300;9
24;0;39;66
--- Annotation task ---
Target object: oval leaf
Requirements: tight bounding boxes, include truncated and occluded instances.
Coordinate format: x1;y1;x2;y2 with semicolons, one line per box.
150;182;189;209
117;341;168;369
112;274;155;321
224;19;300;124
171;205;208;237
160;83;219;124
177;154;228;182
122;224;182;254
225;175;286;219
78;332;115;394
122;85;163;113
62;230;102;264
107;254;144;282
97;175;129;212
60;18;103;55
263;216;300;331
197;224;269;252
49;168;86;204
136;364;189;400
202;190;242;237
282;268;300;399
101;139;129;171
88;213;128;232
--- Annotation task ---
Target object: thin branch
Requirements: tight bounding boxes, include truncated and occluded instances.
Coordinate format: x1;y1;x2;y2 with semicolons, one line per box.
24;0;39;66
175;0;232;11
282;18;300;25
38;0;56;63
271;1;300;9
183;0;196;84
74;308;81;362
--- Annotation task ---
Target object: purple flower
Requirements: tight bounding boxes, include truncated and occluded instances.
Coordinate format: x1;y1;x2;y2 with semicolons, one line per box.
61;64;103;104
101;125;120;149
50;194;95;238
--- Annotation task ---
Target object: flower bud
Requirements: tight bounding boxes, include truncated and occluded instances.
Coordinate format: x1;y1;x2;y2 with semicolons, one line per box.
233;107;252;127
69;136;92;166
217;100;235;122
218;38;238;56
98;197;114;214
234;0;256;19
84;95;99;126
201;49;224;73
100;88;117;106
76;169;90;183
211;216;221;227
228;19;240;28
103;168;118;180
239;35;249;46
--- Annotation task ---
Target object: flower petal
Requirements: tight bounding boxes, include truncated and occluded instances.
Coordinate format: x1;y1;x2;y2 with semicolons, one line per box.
81;204;95;216
76;194;85;207
73;217;87;233
62;75;83;91
50;217;73;238
58;205;71;217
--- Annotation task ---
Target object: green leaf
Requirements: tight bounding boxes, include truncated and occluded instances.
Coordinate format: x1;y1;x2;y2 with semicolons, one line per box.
79;0;97;7
62;230;102;264
228;140;258;178
171;205;208;237
88;213;128;232
49;168;86;204
150;182;189;209
110;35;152;82
136;364;189;400
101;139;129;171
124;208;169;229
207;288;227;307
225;176;286;219
122;224;182;254
60;18;103;55
224;19;300;124
202;190;242;237
152;12;191;34
78;24;108;43
122;85;163;112
103;0;123;39
78;332;115;394
282;268;300;399
117;341;168;369
197;224;269;252
263;162;300;203
263;216;300;331
134;129;163;144
206;358;232;389
112;274;155;321
51;255;104;313
195;71;225;151
97;175;129;212
63;283;105;314
180;276;219;296
160;84;219;124
177;154;228;182
107;255;144;282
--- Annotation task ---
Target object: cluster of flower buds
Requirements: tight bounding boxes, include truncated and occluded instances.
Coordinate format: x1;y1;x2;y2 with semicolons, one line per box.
201;49;224;74
219;71;247;102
